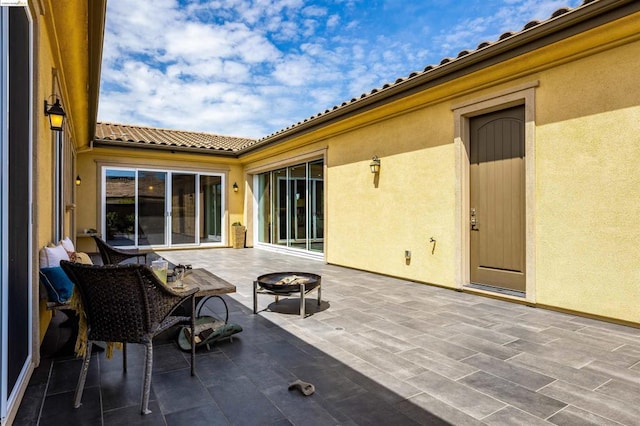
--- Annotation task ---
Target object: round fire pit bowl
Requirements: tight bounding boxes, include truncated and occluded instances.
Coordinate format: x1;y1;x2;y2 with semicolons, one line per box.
256;272;321;294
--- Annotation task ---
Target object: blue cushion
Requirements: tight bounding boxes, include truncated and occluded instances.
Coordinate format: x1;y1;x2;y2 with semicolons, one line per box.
40;266;74;303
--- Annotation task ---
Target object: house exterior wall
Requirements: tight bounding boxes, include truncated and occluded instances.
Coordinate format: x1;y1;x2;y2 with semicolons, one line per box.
34;13;57;338
0;1;105;423
324;104;457;285
33;0;105;342
534;38;640;323
241;11;640;325
75;146;245;252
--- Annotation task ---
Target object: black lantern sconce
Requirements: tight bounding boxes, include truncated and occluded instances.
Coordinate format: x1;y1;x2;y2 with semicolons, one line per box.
75;175;82;186
44;96;66;131
233;182;239;193
369;156;381;174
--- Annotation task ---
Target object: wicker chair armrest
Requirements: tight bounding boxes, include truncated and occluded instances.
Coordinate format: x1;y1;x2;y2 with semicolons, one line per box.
113;246;148;256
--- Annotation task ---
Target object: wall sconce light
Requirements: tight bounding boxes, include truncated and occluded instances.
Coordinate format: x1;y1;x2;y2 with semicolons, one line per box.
44;96;66;131
75;175;82;186
369;156;381;174
233;182;239;193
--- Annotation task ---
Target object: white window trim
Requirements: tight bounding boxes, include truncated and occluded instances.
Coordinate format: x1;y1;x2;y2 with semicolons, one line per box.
250;155;326;261
0;9;8;421
100;165;227;249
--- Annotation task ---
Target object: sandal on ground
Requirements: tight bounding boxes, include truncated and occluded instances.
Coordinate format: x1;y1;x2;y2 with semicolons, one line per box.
288;379;315;396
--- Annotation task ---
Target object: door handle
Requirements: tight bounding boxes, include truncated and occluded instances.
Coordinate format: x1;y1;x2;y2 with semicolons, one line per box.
470;208;478;230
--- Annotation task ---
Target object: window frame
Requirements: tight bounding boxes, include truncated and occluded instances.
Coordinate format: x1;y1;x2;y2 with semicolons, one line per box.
100;165;227;249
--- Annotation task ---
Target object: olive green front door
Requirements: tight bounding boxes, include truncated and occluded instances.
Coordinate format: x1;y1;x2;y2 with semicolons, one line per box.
470;106;526;292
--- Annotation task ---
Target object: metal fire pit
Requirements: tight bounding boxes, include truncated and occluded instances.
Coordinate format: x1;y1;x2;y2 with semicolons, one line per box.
253;272;321;318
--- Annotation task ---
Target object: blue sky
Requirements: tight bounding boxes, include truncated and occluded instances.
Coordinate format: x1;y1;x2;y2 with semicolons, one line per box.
98;0;582;138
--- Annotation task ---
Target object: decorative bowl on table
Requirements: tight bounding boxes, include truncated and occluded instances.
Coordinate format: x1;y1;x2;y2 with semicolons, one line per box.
256;272;321;293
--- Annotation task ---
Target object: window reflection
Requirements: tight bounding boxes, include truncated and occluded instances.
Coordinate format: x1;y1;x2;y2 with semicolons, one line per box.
258;160;324;253
105;170;136;246
104;168;224;248
200;175;222;243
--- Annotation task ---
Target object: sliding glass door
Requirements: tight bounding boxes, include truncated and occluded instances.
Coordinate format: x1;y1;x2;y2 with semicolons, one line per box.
105;169;136;246
2;6;33;420
138;171;166;245
171;173;196;245
103;168;225;248
256;159;324;255
200;175;222;243
289;164;307;249
309;160;324;252
274;168;286;246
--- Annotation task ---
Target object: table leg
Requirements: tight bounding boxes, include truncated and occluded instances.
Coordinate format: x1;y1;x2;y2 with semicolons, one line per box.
196;296;229;323
253;280;258;314
300;283;305;318
317;284;321;306
190;294;196;376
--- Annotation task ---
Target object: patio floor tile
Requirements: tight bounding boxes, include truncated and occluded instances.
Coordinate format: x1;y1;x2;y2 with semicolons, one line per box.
15;248;640;425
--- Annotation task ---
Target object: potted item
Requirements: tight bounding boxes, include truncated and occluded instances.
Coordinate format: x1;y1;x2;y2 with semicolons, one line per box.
232;222;246;249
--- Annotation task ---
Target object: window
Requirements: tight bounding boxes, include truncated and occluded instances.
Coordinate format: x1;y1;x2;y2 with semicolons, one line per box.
257;159;324;254
1;5;33;420
102;167;225;248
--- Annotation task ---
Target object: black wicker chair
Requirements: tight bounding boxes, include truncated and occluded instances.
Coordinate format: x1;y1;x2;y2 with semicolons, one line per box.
60;261;198;415
92;235;149;265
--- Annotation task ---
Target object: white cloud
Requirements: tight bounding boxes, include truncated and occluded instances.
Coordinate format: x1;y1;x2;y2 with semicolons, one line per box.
272;55;315;87
433;0;583;56
99;0;585;138
302;5;327;17
326;14;340;29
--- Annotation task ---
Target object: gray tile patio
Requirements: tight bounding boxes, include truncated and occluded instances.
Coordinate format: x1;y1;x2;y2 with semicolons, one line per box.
15;248;640;425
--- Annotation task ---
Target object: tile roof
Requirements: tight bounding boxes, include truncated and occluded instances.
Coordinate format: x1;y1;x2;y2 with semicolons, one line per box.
254;0;610;144
95;0;625;156
94;122;256;153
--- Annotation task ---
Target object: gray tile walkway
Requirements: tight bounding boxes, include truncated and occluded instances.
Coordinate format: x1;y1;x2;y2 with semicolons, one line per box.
15;248;640;425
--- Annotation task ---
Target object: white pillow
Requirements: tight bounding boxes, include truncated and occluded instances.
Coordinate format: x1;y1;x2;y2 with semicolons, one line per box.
39;244;70;268
59;237;75;253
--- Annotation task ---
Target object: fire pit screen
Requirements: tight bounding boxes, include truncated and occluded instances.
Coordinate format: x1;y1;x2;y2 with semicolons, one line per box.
254;272;322;318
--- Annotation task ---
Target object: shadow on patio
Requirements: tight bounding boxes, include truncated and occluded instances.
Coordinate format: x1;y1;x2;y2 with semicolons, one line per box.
15;248;640;425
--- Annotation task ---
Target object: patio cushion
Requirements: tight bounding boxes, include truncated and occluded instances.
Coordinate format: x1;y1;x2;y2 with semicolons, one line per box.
39;244;70;268
59;236;75;252
40;266;74;303
59;237;80;262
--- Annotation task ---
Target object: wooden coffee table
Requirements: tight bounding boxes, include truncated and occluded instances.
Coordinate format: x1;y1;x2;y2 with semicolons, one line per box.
171;268;236;322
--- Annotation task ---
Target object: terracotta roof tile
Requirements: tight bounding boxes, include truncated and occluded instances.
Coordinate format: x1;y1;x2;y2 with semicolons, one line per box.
95;122;256;153
255;0;607;144
95;0;615;155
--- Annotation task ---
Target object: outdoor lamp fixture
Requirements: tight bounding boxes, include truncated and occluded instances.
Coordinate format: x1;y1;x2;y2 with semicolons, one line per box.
44;96;66;131
233;182;239;192
75;175;82;186
369;156;381;174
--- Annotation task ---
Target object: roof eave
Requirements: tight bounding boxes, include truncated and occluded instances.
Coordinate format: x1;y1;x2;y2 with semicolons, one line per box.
85;0;107;152
93;139;239;157
237;0;637;156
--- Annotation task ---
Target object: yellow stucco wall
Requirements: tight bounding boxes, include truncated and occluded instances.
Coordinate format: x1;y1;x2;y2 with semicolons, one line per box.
325;104;457;285
241;13;640;325
32;0;106;343
34;13;59;341
534;39;640;323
